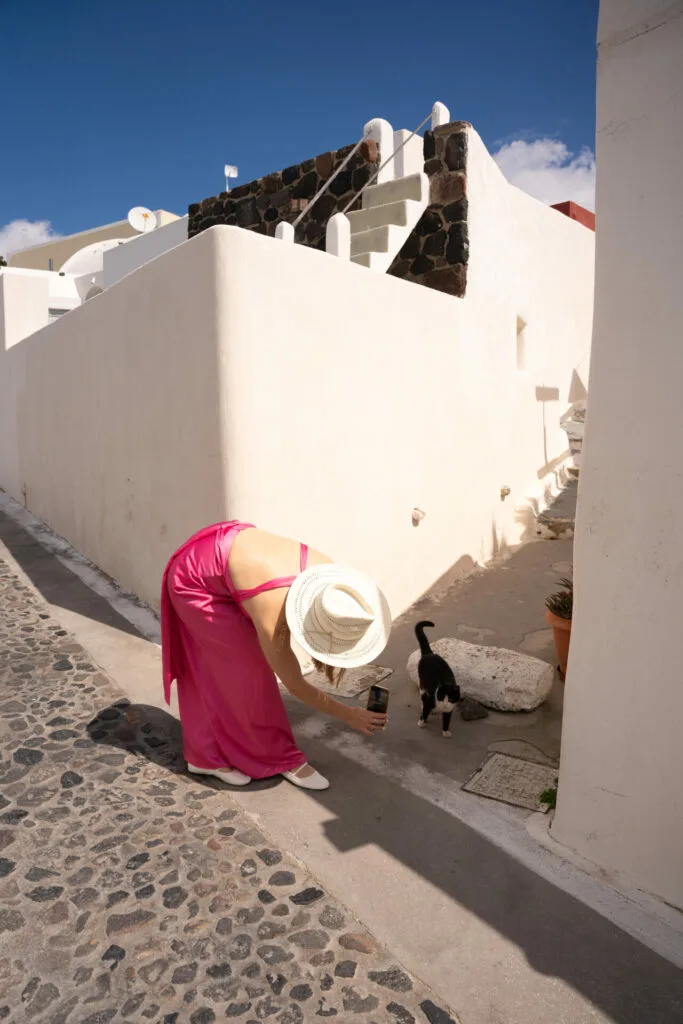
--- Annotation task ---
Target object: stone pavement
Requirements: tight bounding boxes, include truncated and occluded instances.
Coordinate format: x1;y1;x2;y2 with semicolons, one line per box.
0;556;458;1024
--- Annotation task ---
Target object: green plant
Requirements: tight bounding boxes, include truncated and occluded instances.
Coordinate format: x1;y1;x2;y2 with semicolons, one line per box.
0;256;7;268
545;576;573;620
540;781;558;809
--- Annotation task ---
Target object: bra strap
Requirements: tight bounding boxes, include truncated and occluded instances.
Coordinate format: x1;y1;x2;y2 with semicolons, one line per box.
234;576;297;602
234;542;309;604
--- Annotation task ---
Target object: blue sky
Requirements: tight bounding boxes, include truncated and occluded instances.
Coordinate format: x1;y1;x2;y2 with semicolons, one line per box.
1;0;598;255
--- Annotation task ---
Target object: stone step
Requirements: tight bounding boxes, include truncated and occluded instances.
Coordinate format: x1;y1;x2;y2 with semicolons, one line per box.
350;251;385;269
350;224;396;257
347;199;421;233
536;478;578;539
362;173;425;209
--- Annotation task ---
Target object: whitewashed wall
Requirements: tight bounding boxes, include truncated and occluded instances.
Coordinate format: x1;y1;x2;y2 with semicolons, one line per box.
0;234;229;606
0;129;594;618
102;216;189;289
553;0;683;911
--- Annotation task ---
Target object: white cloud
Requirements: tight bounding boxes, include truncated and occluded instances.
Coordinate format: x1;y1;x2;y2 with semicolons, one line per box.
493;139;596;211
0;219;62;260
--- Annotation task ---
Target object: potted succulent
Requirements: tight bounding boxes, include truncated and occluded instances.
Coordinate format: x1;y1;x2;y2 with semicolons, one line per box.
545;576;573;681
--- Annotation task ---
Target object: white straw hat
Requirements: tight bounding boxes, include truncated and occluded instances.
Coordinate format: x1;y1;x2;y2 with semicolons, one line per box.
286;564;391;669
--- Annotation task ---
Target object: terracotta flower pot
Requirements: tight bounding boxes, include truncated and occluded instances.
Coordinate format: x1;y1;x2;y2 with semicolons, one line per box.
546;609;572;681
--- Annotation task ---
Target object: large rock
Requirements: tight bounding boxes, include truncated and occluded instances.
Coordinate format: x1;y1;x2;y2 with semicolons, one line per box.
407;638;553;712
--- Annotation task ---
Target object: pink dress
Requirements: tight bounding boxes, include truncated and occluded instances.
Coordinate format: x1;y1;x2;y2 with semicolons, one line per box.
161;521;307;778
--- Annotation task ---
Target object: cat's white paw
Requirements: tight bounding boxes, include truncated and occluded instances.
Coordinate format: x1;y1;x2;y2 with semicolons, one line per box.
442;730;452;738
417;719;426;728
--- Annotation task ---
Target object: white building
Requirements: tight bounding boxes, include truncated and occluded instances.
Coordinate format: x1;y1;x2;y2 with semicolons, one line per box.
0;105;594;618
8;210;180;271
553;0;683;913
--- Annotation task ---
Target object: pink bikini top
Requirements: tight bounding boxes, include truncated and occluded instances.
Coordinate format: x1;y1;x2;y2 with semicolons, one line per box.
232;542;309;604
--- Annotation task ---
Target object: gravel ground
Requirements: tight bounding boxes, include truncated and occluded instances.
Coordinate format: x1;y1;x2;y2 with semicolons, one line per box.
0;557;458;1024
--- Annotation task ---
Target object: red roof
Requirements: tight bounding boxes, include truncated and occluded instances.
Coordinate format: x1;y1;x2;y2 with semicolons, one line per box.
551;201;595;231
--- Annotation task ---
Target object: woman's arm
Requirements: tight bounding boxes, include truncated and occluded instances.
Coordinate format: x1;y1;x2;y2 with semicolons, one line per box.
244;589;386;736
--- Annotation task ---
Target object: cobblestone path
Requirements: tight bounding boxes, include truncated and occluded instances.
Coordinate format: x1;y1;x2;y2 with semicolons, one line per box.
0;557;458;1024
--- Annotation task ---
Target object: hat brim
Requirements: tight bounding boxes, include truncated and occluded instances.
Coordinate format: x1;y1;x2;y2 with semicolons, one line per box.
285;564;391;669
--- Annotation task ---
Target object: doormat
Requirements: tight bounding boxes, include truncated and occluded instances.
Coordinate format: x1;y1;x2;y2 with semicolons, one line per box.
462;751;558;811
304;664;393;699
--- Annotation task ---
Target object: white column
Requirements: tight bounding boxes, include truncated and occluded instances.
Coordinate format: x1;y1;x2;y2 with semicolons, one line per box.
363;118;395;183
431;102;451;128
275;222;295;243
552;0;683;911
326;213;351;260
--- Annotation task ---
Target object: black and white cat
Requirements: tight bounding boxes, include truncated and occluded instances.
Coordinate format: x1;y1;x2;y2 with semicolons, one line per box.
414;621;461;737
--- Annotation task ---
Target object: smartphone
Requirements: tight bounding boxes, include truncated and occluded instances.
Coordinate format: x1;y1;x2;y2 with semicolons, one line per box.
367;685;390;714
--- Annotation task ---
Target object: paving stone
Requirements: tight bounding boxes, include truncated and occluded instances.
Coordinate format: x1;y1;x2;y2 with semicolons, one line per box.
269;870;296;886
26;884;64;902
387;1003;416;1023
319;906;345;930
257;849;282;867
339;933;378;954
419;1000;459;1024
288;929;329;950
343;986;380;1012
290;887;324;906
0;858;15;877
368;967;413;992
267;972;286;995
290;983;313;1001
335;960;357;978
0;553;457;1022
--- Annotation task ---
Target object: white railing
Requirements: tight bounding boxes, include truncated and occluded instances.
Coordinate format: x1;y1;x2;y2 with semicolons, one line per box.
284;130;374;235
339;110;433;217
276;102;451;256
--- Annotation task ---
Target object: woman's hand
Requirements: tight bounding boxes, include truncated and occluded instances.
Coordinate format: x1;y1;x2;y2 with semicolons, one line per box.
344;707;388;737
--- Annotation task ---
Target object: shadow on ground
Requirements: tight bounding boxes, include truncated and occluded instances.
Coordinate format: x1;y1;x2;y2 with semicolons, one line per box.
7;504;683;1022
0;509;143;637
90;700;683;1024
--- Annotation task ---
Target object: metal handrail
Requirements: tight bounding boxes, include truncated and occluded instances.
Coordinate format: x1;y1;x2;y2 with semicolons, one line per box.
292;133;371;230
340;111;432;217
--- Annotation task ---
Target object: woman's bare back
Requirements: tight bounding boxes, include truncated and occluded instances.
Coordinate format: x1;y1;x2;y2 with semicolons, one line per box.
229;527;331;595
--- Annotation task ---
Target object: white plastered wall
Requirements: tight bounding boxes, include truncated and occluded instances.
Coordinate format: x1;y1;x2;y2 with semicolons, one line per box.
552;0;683;911
0;232;230;607
0;128;594;619
102;216;189;289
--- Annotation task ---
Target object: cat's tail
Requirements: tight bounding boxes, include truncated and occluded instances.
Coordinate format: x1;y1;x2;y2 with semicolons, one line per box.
415;620;435;656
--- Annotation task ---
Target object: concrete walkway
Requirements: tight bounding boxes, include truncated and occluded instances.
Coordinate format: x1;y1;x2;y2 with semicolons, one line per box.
1;505;682;1024
0;546;457;1023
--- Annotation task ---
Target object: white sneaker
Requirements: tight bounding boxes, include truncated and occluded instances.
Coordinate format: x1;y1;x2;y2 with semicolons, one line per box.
187;763;252;787
281;764;330;791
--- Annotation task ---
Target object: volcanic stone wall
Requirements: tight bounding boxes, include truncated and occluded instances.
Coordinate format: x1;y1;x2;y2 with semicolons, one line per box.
188;140;380;251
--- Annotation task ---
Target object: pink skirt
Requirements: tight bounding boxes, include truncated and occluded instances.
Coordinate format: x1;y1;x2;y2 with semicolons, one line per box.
161;521;306;778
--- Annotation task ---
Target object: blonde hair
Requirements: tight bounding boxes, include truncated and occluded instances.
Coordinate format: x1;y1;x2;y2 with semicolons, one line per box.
312;658;346;687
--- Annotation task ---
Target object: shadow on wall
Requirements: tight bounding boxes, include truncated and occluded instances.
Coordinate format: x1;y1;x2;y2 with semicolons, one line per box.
568;368;588;405
534;366;588;480
88;699;683;1024
381;554;477;669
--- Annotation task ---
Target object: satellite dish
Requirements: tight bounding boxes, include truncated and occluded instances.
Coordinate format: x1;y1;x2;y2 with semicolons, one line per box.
127;206;158;234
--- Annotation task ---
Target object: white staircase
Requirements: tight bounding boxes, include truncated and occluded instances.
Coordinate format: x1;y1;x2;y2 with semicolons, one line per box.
278;103;450;273
347;173;429;271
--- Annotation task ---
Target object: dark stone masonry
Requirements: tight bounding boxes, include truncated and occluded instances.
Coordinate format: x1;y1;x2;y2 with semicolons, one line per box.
187;121;470;299
188;140;381;251
388;122;470;298
0;556;458;1023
